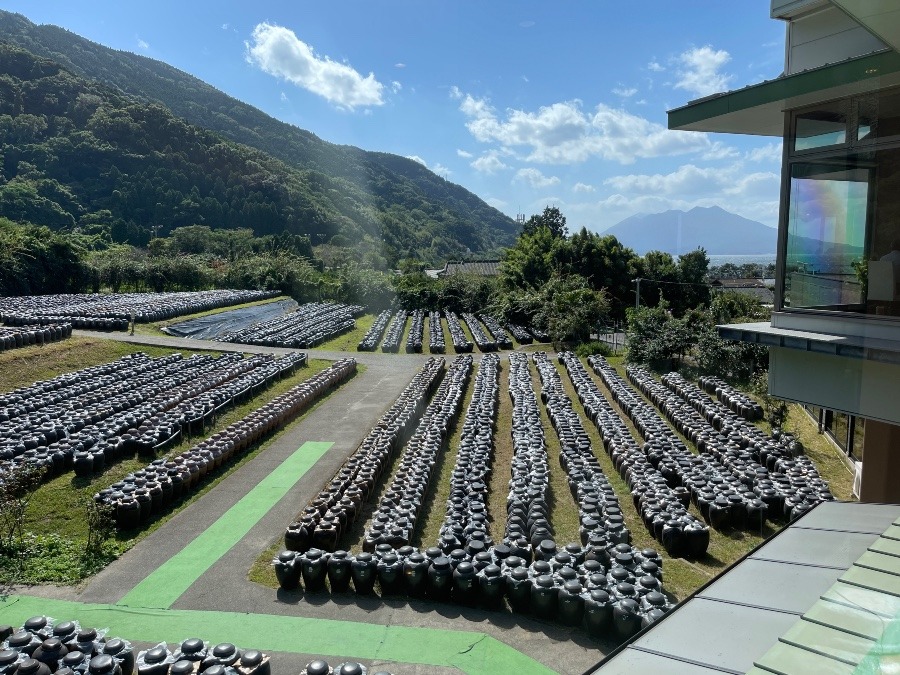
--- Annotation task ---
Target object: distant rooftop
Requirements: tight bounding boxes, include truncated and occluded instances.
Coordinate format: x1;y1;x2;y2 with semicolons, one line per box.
437;260;501;277
711;277;776;304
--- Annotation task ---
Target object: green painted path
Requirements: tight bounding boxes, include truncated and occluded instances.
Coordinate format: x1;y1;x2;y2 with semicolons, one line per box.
118;441;335;609
0;596;554;675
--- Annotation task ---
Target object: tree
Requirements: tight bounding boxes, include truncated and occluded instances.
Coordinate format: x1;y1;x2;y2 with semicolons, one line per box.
695;324;768;381
535;274;609;343
625;303;697;368
675;247;711;314
0;464;45;554
521;206;567;238
633;250;679;310
499;225;562;289
750;371;788;429
558;228;639;320
709;290;769;323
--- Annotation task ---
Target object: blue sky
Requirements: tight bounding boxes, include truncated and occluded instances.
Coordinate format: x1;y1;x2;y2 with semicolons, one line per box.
6;1;787;231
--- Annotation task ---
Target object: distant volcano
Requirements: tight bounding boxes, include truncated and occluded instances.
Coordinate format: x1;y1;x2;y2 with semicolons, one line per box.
601;206;777;256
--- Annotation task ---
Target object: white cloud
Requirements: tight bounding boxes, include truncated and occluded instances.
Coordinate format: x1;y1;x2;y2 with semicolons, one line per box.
452;89;714;165
471;151;509;174
520;20;535;28
245;22;384;109
612;87;638;98
702;141;739;160
433;163;452;177
280;91;289;103
394;62;406;68
647;60;664;72
674;46;732;98
391;80;402;93
221;23;229;30
606;164;728;196
531;197;563;211
515;168;560;189
137;38;149;51
456;149;473;158
747;141;783;163
582;162;781;229
486;197;508;210
407;155;427;166
573;182;595;193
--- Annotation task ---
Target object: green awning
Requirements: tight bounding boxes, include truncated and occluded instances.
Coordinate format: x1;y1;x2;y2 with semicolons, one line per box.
667;50;900;135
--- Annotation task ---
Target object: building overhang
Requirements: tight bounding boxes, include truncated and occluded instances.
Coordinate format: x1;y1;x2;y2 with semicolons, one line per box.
717;320;900;365
668;50;900;135
830;0;900;56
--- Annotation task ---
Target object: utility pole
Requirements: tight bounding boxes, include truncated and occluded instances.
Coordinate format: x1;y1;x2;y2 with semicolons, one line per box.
634;278;641;310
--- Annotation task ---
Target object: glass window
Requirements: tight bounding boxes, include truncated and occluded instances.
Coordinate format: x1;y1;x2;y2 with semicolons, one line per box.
856;90;900;145
851;417;865;462
831;412;850;452
783;94;900;317
794;103;847;152
783;163;870;311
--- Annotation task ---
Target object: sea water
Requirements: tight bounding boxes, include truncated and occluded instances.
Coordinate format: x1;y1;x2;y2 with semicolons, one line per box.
707;254;777;267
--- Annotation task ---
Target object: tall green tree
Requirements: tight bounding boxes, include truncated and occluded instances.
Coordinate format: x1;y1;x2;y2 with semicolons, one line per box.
535;274;609;343
499;225;562;289
558;227;639;319
675;247;711;315
521;206;567;238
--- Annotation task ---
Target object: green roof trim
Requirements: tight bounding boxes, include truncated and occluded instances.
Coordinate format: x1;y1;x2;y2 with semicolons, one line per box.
668;50;900;133
752;518;900;674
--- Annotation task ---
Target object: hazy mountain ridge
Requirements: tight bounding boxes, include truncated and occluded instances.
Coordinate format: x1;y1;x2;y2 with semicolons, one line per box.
602;206;778;256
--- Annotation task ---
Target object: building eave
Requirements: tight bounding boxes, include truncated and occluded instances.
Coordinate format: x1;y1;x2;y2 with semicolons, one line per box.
668;50;900;135
718;320;900;365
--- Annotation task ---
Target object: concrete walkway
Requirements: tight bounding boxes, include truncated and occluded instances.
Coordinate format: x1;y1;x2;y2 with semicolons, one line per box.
7;332;607;674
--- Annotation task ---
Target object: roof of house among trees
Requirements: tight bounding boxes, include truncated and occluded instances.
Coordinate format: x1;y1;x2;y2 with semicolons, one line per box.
436;260;501;277
711;277;775;304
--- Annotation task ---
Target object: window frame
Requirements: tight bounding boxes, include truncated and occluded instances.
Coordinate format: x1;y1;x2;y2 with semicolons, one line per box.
777;90;900;321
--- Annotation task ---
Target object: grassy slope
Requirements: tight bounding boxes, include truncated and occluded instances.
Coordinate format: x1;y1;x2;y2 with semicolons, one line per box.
0;337;208;392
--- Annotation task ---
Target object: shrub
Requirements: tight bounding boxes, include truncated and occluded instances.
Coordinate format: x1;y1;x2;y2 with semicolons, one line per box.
574;341;612;358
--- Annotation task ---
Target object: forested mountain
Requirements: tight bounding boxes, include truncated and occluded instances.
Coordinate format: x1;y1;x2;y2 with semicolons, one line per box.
0;11;518;264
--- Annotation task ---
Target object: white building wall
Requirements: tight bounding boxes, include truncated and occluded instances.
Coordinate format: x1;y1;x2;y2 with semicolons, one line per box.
769;347;900;425
786;5;887;74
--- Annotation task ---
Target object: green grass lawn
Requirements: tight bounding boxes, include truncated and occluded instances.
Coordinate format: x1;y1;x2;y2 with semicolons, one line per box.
0;337;214;392
314;313;377;352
